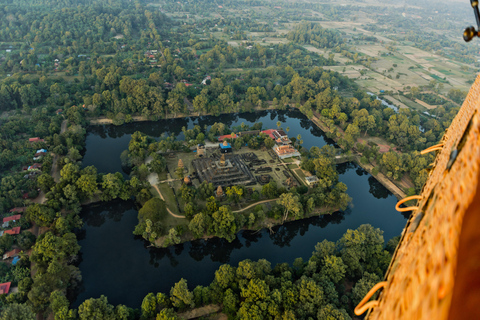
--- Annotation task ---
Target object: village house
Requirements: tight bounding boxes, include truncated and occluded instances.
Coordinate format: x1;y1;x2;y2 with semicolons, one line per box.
28;137;45;143
1;227;21;236
0;282;11;295
305;175;319;186
201;75;211;85
3;248;20;260
2;215;21;228
9;207;26;214
27;163;42;171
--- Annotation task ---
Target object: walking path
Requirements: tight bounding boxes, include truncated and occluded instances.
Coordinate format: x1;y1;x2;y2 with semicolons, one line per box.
232;198;279;213
148;173;186;219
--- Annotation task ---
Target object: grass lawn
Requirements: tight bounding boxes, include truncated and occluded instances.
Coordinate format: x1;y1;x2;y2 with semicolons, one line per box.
157;183;180;215
292;169;307;186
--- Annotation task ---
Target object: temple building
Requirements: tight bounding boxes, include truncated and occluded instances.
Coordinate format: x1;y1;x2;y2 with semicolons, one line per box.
262;129;291;145
219;140;232;153
192;154;255;188
273;144;301;159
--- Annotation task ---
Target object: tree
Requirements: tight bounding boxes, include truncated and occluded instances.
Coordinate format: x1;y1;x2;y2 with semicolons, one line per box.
38;173;55;192
189;213;207;238
170;278;194;309
317;304;351;320
78;296;116;320
337;224;385;277
31;232;80;264
225;186;243;204
322;255;347;284
0;303;35;320
101;173;124;201
193;94;208;115
50;290;76;320
211;206;239;242
76;173;98;200
26;204;56;227
214;264;236;289
277;192;302;222
261;181;278;198
264;137;275;149
352;271;381;306
141;292;157;319
156;309;178;320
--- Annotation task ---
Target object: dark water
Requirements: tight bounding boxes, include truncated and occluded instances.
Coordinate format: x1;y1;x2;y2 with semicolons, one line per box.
75;110;407;309
82;109;331;177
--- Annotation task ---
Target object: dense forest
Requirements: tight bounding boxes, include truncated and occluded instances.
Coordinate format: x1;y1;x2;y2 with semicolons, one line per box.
0;0;467;318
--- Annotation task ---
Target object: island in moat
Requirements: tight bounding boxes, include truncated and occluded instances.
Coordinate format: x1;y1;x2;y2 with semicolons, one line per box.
124;123;351;247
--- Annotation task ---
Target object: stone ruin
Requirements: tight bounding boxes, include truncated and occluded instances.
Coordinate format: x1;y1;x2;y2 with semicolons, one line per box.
257;175;271;185
192;153;255;188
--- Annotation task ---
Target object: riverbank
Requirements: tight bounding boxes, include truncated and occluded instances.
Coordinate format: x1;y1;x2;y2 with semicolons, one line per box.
87;106;410;200
152;203;339;248
88;104;281;125
308;114;408;200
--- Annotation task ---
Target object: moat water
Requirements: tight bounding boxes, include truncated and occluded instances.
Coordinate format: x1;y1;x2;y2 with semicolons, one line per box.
74;110;408;308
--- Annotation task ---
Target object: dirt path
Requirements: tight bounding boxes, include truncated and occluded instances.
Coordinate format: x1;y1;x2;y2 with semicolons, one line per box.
232;198;278;213
148;174;185;219
51;120;67;183
177;304;221;320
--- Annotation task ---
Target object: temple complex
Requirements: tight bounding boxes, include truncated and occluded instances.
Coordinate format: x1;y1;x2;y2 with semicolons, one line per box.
192;153;255;188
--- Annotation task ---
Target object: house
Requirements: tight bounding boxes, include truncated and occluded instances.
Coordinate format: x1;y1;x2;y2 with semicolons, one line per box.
29;137;44;143
201;76;211;85
3;227;21;236
0;282;11;295
2;215;21;228
9;207;26;214
273;144;301;159
33;151;46;160
56;109;63;115
3;249;20;260
27;163;42;171
219;141;232;153
305;175;319;186
36;149;47;154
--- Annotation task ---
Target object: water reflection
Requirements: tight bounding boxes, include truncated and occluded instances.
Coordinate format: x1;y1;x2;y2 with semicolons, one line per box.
75;110;407;308
82;109;336;177
368;176;390;199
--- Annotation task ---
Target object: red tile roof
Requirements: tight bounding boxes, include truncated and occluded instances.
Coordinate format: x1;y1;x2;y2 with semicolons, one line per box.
218;133;238;141
3;249;20;259
0;282;11;294
29;137;44;142
9;207;26;213
3;215;21;223
4;227;20;235
261;129;277;139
